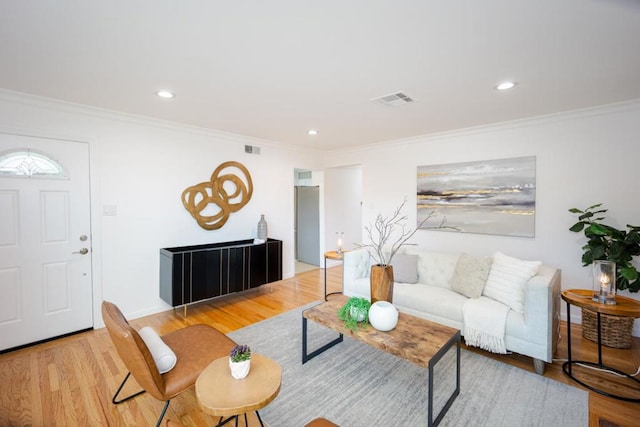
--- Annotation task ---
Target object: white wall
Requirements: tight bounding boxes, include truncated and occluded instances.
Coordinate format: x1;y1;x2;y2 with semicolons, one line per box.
324;165;362;267
3;89;640;335
0;90;323;324
323;100;640;334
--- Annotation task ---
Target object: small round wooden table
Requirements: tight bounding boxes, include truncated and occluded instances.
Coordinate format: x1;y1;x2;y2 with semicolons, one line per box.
195;353;282;426
324;250;347;300
561;289;640;402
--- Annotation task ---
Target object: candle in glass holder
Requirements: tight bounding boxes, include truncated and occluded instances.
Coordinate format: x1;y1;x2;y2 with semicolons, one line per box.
592;260;616;305
599;273;610;295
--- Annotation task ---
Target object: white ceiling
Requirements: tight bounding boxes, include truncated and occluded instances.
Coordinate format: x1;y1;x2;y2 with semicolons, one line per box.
1;0;640;150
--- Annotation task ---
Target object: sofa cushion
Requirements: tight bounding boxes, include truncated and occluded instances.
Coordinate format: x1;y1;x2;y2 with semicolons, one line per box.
393;282;467;325
404;249;458;289
391;254;418;283
483;252;541;313
450;253;492;298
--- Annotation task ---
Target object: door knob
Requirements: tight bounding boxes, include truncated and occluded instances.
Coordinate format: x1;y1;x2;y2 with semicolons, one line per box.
73;248;89;255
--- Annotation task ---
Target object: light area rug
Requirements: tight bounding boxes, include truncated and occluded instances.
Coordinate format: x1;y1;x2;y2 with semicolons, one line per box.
227;302;587;427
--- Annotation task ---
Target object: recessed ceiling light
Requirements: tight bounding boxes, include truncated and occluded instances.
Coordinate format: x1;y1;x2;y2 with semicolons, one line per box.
156;90;175;99
307;129;319;136
496;81;517;91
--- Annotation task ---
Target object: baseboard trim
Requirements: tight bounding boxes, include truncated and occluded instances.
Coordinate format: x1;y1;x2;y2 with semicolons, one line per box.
0;327;93;354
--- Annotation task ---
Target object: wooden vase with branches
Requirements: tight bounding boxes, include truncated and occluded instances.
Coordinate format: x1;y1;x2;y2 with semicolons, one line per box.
356;198;457;303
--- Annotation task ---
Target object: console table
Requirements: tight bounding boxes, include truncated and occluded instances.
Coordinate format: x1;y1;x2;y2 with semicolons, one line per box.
160;239;282;311
561;289;640;402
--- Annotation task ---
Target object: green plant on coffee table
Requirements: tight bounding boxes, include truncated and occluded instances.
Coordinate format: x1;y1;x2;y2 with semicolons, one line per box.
338;297;371;331
230;344;251;362
569;204;640;292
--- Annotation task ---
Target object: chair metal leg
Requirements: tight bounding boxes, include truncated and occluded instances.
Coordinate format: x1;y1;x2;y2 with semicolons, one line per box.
113;372;170;427
156;400;170;427
112;372;146;404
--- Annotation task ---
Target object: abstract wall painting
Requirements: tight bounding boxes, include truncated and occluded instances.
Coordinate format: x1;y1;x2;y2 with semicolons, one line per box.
417;156;536;237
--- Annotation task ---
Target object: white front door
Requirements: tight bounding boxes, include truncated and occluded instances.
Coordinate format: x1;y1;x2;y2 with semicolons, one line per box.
0;133;93;351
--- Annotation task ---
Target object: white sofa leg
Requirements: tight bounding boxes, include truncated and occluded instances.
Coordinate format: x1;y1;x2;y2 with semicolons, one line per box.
533;358;545;375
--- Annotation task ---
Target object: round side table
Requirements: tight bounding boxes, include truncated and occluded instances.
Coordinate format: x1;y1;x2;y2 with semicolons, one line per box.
196;353;282;426
324;250;347;300
561;289;640;402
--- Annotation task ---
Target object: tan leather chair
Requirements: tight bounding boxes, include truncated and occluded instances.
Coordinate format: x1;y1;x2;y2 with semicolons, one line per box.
102;301;237;427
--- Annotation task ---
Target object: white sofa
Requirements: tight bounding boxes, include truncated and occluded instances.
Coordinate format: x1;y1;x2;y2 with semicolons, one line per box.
343;248;561;374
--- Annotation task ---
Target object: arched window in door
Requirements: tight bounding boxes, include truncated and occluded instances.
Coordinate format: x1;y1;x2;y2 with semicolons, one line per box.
0;149;67;179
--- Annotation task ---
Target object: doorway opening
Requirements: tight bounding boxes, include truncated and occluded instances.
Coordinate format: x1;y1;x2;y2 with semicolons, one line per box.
294;169;320;274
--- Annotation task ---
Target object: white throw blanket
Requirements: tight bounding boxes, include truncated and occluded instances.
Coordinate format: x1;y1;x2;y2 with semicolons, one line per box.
462;296;509;354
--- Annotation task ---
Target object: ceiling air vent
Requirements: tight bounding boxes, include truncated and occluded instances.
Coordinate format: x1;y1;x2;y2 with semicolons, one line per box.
371;91;414;107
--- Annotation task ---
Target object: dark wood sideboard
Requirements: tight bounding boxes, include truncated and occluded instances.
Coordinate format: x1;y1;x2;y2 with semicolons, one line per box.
160;238;282;307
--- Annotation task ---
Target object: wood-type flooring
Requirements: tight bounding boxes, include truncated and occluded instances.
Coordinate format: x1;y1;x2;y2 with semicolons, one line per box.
0;266;639;426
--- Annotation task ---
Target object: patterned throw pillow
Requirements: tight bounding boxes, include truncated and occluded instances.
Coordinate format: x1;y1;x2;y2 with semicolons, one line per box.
450;253;492;298
483;252;541;313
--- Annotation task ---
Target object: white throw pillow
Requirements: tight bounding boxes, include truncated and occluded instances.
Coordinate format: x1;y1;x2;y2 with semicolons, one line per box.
138;326;177;374
450;253;492;299
483;252;541;313
392;254;418;283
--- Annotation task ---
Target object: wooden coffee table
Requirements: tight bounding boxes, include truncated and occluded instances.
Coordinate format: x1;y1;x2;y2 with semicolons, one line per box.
302;296;460;427
195;353;282;426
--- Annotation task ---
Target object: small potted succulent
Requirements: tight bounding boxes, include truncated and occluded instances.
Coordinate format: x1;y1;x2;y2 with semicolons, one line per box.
338;297;371;331
229;344;251;379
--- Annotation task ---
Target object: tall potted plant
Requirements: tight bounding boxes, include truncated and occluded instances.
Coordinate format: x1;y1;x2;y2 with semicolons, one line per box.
568;204;640;348
569;204;640;292
357;198;457;303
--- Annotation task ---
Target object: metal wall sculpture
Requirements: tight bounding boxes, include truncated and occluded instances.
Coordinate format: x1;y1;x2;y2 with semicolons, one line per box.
182;161;253;230
417;156;536;237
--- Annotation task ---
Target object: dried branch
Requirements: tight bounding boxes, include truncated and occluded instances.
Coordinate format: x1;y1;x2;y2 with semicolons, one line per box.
355;198;460;265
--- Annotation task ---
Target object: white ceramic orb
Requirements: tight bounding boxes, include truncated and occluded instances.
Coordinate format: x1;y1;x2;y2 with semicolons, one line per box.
368;301;399;331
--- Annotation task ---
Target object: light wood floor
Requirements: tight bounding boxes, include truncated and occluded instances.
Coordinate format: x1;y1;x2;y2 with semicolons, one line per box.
1;266;639;426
